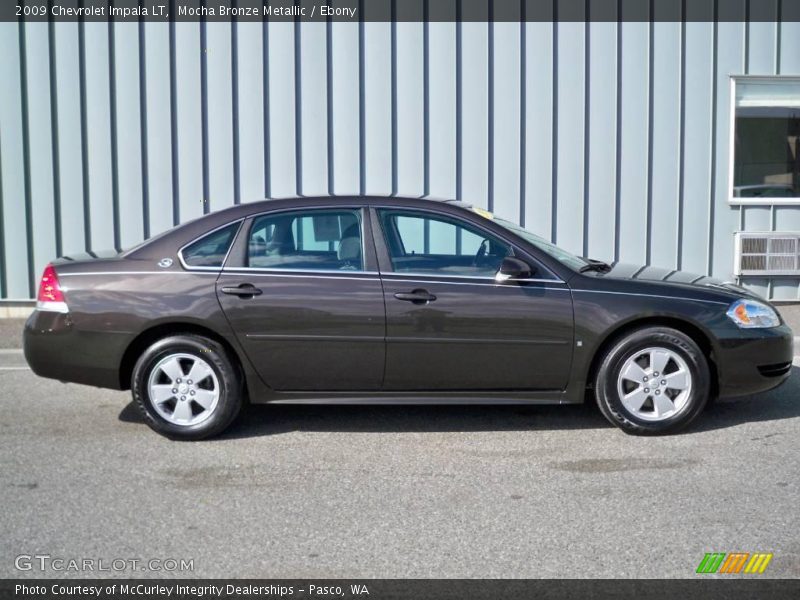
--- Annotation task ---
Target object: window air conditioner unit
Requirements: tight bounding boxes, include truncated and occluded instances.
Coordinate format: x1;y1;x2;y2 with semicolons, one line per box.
734;232;800;276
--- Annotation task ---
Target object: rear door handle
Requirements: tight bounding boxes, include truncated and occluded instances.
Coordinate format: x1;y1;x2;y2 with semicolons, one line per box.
221;283;263;298
394;289;437;304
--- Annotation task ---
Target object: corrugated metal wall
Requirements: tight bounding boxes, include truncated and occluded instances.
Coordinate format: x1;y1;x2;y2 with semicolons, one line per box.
2;7;800;300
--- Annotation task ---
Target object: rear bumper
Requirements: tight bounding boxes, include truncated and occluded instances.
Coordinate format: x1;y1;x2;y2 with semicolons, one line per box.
715;324;794;398
24;310;129;390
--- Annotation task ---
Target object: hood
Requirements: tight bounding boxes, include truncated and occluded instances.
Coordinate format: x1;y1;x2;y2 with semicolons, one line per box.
588;262;765;300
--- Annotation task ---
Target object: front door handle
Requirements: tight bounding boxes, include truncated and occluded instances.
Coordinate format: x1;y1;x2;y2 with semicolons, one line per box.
221;283;263;298
394;289;437;304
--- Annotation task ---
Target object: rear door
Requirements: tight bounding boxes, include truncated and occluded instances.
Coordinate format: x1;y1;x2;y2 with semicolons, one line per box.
374;208;574;391
217;207;386;391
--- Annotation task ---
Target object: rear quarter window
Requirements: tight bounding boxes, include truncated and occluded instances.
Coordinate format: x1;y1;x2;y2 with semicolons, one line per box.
181;222;240;268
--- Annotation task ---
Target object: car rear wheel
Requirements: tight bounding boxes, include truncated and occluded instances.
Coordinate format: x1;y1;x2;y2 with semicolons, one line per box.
131;335;243;440
594;327;710;435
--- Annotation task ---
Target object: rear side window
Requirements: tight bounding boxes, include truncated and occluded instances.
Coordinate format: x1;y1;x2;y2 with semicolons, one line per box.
247;209;363;271
181;222;240;268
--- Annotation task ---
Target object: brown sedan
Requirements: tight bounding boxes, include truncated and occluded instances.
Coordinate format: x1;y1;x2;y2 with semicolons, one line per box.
24;196;793;439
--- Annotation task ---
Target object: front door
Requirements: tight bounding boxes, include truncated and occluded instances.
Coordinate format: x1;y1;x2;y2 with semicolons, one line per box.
375;208;574;391
217;207;385;391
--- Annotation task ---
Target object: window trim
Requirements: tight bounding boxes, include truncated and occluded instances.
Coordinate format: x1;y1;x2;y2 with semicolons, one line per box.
728;75;800;206
238;207;369;273
177;219;244;271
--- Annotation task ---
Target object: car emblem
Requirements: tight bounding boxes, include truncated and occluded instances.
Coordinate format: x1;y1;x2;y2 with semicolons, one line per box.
158;258;173;268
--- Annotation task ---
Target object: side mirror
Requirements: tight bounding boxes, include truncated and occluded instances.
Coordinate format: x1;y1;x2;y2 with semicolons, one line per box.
495;257;533;283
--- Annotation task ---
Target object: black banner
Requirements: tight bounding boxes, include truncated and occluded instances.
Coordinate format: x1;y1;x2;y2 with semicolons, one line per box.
5;0;800;23
2;580;800;600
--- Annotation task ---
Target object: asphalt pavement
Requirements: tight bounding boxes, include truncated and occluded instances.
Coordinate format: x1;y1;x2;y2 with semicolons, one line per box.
0;341;798;578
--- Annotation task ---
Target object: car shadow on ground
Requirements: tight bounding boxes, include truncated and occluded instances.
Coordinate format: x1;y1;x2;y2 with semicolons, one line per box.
118;367;799;439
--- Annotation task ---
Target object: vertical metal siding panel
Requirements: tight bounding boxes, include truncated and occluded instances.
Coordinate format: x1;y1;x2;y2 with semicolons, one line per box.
741;3;776;298
331;23;361;195
82;24;115;251
205;23;234;210
778;20;800;74
617;21;649;264
112;22;144;249
585;21;617;262
428;21;457;199
772;281;800;301
747;2;778;74
649;22;681;269
740;259;770;297
775;18;800;298
711;21;745;282
298;23;328;196
741;199;772;240
523;21;552;238
52;23;86;255
267;23;297;198
460;22;489;208
492;21;521;222
143;23;175;235
555;21;585;252
0;24;31;298
395;20;425;196
22;23;57;278
680;22;714;274
742;209;773;230
174;24;204;222
363;22;392;195
235;23;265;204
773;209;800;234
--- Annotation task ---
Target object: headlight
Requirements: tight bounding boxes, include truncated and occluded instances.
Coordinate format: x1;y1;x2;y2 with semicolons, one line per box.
726;299;780;329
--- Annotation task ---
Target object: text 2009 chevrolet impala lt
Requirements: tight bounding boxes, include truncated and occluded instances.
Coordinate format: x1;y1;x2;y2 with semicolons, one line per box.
24;197;793;439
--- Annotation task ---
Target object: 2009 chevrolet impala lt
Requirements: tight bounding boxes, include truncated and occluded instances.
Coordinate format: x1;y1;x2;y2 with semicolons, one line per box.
24;197;793;439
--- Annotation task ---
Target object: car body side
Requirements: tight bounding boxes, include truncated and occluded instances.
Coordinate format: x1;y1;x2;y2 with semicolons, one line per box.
23;196;794;404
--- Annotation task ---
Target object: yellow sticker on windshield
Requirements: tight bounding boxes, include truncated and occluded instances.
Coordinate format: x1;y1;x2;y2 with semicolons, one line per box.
471;207;495;220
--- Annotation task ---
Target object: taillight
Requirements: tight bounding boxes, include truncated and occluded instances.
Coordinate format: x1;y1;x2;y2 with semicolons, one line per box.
36;264;68;312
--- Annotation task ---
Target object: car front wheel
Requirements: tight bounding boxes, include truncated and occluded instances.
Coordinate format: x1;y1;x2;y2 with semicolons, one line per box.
594;326;711;435
131;334;243;440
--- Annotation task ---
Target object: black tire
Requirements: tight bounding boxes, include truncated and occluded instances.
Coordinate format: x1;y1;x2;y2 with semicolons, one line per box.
594;327;711;435
131;334;243;440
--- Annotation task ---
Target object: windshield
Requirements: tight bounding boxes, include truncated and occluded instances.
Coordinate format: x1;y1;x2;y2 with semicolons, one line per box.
482;213;589;271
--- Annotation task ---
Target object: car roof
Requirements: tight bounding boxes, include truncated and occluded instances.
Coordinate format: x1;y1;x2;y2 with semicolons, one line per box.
239;195;473;210
187;195;481;229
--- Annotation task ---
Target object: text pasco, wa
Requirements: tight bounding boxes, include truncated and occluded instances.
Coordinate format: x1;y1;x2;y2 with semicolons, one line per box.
16;583;370;597
179;3;358;18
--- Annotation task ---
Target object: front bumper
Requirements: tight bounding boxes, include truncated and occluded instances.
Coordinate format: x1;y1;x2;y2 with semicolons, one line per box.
714;324;794;398
24;309;129;390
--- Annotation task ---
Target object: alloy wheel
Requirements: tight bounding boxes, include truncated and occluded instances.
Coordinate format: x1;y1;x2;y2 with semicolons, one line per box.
146;353;220;426
616;346;693;421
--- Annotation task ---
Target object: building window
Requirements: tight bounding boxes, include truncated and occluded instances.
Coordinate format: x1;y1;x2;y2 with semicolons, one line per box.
731;77;800;203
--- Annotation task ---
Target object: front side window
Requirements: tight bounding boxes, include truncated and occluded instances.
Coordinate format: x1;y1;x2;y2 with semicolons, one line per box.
733;78;800;202
181;222;240;268
378;210;510;277
247;209;363;271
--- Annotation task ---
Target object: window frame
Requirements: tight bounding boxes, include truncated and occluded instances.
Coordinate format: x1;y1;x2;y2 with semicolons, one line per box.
177;219;244;271
728;75;800;206
223;206;377;274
